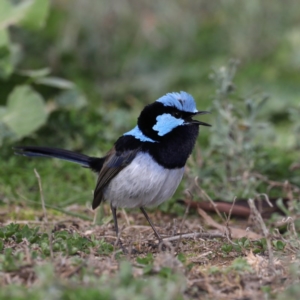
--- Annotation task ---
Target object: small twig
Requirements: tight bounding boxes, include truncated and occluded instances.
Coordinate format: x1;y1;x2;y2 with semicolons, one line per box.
48;227;54;260
198;207;235;245
61;262;86;278
193;251;213;259
4;274;12;285
275;217;297;237
93;207;98;225
227;196;237;223
123;225;152;230
3;220;56;225
223;196;236;240
273;228;298;254
34;169;54;260
288;219;297;238
256;193;273;207
159;239;175;254
34;169;48;223
248;198;275;272
24;242;32;264
223;196;237;243
121;208;130;226
195;177;225;222
102;235;118;240
16;192;93;221
275;216;294;228
197;207;262;240
175;190;192;252
162;232;225;242
253;173;300;194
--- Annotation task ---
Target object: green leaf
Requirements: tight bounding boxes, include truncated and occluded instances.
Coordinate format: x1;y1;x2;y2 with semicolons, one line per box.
276;198;290;216
1;85;48;139
0;1;31;29
0;28;13;78
96;239;113;255
55;90;87;109
0;0;49;78
2;248;19;271
143;264;153;275
0;122;13;146
15;232;23;243
272;240;286;251
4;223;20;237
158;267;173;279
54;231;70;240
221;243;233;254
119;261;133;286
177;253;186;263
0;0;49;30
136;253;154;265
208;266;220;274
229;257;252;272
17;68;51;79
35;76;75;89
20;0;50;30
260;238;267;251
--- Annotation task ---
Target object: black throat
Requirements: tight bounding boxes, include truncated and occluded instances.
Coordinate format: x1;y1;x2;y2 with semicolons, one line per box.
114;124;199;169
144;124;199;169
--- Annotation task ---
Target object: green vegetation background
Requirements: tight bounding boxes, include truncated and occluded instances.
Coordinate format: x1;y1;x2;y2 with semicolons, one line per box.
1;0;300;213
1;1;300;299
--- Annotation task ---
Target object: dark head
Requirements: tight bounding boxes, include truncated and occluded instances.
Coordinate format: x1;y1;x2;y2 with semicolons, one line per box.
124;91;210;142
121;92;210;168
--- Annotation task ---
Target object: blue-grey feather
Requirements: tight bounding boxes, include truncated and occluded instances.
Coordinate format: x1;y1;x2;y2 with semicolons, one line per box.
123;125;156;142
156;91;198;113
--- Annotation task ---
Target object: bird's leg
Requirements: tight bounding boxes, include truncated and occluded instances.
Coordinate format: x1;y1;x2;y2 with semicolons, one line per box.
140;207;162;242
110;204;126;253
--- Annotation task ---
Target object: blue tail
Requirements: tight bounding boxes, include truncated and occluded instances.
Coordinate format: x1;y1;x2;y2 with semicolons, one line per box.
14;146;104;172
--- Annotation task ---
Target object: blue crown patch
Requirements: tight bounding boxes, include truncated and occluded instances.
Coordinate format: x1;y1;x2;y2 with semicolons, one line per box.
156;91;198;113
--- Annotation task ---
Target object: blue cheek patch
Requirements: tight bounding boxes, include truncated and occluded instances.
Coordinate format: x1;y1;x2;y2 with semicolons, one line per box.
153;113;184;136
123;126;156;143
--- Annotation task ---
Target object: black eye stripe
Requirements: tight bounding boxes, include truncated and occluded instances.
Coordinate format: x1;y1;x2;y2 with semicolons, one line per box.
156;106;189;118
138;102;195;141
168;108;193;120
172;111;182;118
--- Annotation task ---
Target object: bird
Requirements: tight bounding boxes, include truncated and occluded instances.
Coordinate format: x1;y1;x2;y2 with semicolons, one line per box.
14;91;210;249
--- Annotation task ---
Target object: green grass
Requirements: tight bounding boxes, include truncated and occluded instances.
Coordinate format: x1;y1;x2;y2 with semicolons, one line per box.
0;261;186;300
1;1;300;299
0;221;297;299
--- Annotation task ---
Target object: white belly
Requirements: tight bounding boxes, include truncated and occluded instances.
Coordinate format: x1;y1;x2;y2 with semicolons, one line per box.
103;152;184;208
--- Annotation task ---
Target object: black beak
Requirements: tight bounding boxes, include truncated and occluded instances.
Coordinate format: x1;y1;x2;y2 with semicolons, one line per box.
187;111;211;127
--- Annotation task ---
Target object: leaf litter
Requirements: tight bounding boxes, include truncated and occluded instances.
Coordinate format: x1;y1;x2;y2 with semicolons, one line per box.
0;202;298;299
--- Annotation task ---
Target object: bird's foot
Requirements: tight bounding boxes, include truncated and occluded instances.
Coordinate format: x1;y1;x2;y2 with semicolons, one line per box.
115;240;140;255
147;239;171;251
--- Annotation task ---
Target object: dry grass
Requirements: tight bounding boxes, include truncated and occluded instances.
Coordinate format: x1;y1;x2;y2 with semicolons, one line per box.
0;201;298;299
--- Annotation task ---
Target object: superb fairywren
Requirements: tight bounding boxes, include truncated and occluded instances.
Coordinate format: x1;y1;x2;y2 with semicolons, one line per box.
15;91;210;247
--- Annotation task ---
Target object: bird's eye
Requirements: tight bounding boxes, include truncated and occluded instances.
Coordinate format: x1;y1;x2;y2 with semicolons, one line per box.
172;111;181;118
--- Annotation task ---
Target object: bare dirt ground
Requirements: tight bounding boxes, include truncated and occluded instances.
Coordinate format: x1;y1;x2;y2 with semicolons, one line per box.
0;203;297;299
